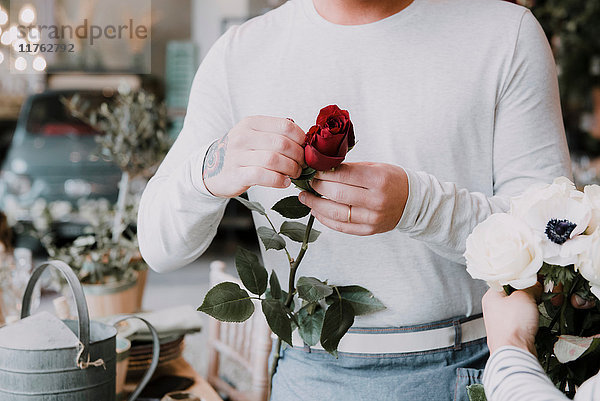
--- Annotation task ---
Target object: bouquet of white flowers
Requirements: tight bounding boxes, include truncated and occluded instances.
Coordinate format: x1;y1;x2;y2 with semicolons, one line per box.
465;177;600;397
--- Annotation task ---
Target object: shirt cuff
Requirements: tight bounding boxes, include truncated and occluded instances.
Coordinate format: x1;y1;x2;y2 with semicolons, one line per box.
395;167;424;231
189;140;227;201
483;346;542;388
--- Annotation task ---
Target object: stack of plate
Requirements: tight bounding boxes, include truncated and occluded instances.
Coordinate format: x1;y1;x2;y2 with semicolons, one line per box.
127;335;185;378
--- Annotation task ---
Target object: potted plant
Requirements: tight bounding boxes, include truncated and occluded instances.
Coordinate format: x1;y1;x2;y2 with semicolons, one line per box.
29;198;143;317
59;89;172;313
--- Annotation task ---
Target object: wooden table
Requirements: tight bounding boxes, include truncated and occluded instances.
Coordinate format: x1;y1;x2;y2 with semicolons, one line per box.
125;357;223;401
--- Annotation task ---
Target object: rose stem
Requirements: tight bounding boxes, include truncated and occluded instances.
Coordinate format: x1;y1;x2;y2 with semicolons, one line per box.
264;213;294;265
268;214;316;397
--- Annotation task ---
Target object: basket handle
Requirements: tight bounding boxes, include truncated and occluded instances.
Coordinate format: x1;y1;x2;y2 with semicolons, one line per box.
111;316;160;401
21;260;91;365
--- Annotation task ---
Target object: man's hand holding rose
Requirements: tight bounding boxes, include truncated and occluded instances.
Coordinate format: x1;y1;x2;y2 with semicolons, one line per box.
299;163;409;236
202;116;305;198
298;105;409;236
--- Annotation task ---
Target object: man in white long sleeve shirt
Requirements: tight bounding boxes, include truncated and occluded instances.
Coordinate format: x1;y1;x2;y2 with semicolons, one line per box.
482;288;600;400
138;0;571;399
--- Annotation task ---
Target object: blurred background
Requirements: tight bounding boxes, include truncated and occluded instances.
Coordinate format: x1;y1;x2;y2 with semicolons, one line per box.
0;0;599;399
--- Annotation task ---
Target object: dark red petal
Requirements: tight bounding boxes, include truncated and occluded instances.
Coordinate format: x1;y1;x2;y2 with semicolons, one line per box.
316;105;344;126
305;145;345;171
304;125;320;147
346;121;355;149
313;128;345;156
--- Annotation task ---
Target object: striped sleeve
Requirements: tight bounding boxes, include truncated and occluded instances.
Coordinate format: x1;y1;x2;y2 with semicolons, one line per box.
483;346;590;401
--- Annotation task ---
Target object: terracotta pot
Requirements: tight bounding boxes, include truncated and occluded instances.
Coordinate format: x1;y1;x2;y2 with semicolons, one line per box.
134;267;148;309
83;272;141;318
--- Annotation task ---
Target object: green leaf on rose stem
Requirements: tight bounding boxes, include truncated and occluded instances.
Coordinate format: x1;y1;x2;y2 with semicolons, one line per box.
269;270;282;300
297;167;317;180
553;335;600;363
198;282;255;322
234;196;266;215
466;384;487;401
296;276;334;303
320;298;355;357
291;178;312;192
272;196;311;219
261;299;293;346
280;221;321;243
298;304;325;346
257;226;286;251
327;285;386;316
235;247;268;296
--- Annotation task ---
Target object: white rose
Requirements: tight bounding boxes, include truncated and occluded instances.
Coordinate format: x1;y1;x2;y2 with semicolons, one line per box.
575;229;600;300
510;177;591;266
584;184;600;234
464;213;543;291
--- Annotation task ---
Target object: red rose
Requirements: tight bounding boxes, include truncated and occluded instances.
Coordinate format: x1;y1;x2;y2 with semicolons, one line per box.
304;105;355;171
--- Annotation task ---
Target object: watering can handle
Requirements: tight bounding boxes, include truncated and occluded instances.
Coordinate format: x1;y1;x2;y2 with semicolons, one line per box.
21;260;91;365
111;316;160;401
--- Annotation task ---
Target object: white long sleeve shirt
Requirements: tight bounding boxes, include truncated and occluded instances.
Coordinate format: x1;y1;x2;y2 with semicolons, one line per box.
138;0;571;327
483;346;600;400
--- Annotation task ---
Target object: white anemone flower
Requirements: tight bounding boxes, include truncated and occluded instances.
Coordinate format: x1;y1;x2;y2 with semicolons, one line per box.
510;177;591;266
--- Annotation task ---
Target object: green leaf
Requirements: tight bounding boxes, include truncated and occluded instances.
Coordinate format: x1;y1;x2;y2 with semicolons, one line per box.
272;196;311;219
234;196;266;215
262;299;293;346
466;384;487;401
539;264;576;287
291;178;313;192
280;221;321;243
235;247;268;295
297;276;333;303
298;167;316;180
298;304;325;346
269;270;282;300
257;226;286;251
332;286;386;316
320;299;355;356
198;282;255;322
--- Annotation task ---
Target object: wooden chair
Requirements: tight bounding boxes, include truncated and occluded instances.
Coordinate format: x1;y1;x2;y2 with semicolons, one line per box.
207;261;272;401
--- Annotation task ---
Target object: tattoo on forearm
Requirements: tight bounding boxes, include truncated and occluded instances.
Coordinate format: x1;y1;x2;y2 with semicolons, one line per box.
203;135;228;180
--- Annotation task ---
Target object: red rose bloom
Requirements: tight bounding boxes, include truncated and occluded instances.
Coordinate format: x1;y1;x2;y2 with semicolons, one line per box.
304;105;355;171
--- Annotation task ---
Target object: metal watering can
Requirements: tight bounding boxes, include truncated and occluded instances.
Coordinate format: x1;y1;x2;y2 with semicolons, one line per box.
0;260;160;400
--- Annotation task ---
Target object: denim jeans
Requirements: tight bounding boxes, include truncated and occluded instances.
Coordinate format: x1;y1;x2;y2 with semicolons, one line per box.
270;316;488;401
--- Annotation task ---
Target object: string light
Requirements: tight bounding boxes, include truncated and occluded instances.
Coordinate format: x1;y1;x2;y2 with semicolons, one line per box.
8;25;18;43
0;8;8;26
12;38;26;52
14;56;27;71
32;55;46;71
0;31;11;46
19;5;36;25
